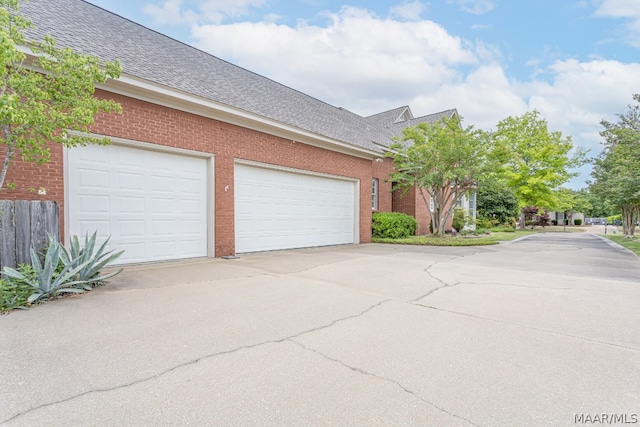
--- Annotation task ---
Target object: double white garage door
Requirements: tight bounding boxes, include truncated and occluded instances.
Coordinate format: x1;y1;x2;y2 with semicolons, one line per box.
234;163;356;253
68;144;357;263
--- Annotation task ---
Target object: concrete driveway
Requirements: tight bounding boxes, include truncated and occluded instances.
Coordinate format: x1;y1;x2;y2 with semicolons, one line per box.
1;233;639;426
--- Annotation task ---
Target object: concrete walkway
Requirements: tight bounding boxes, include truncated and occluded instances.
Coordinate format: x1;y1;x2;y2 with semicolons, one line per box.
1;233;639;426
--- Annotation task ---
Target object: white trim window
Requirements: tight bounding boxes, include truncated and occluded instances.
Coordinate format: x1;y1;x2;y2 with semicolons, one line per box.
429;191;435;212
372;178;379;210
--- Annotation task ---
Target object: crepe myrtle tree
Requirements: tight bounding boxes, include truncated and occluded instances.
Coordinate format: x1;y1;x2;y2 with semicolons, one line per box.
386;114;493;236
0;0;122;190
591;94;640;238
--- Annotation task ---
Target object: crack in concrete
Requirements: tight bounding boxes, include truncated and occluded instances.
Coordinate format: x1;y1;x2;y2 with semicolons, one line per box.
410;254;472;303
413;303;640;353
1;299;390;425
289;339;481;427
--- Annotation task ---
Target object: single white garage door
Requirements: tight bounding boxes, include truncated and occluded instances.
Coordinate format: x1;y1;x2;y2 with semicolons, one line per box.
67;144;209;264
235;163;356;253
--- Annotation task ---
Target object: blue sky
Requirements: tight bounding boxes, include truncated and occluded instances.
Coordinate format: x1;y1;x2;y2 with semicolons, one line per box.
84;0;640;189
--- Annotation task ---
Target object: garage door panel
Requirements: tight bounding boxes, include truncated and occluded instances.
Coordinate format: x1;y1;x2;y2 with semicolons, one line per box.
68;144;208;264
235;164;355;253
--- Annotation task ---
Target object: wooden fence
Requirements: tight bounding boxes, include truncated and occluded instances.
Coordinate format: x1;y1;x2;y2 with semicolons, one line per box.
0;200;60;271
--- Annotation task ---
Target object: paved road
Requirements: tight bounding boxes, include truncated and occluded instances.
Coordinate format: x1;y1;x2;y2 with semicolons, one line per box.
1;233;639;426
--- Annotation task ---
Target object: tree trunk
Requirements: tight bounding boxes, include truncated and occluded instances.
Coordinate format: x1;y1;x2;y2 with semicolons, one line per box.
0;126;14;190
621;204;636;238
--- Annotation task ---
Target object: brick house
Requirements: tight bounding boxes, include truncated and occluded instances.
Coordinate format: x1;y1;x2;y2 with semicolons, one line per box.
4;0;458;264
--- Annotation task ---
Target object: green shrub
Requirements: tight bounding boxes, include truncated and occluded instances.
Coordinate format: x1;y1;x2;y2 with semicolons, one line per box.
551;220;558;225
475;217;493;229
490;225;516;232
1;234;124;311
58;232;123;282
452;208;466;232
0;268;35;312
574;219;583;226
372;212;417;239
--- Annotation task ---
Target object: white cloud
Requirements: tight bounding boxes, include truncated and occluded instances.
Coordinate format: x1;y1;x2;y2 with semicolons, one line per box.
143;0;265;25
191;6;477;113
527;59;640;149
594;0;640;18
143;0;187;25
446;0;496;15
389;1;427;21
594;0;640;46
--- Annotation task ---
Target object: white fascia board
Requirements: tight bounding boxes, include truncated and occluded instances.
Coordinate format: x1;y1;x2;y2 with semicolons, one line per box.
98;74;381;160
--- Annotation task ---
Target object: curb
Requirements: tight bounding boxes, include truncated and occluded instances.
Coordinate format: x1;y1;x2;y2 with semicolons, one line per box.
592;234;639;258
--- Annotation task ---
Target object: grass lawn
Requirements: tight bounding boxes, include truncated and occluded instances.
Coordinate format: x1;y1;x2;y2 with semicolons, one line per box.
599;234;640;257
372;226;587;247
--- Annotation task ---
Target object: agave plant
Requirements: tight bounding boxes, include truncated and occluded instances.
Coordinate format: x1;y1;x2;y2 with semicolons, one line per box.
2;244;93;303
57;232;124;283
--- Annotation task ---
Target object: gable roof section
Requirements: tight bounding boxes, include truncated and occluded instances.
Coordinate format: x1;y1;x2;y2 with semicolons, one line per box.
18;0;457;157
365;106;414;127
366;108;458;147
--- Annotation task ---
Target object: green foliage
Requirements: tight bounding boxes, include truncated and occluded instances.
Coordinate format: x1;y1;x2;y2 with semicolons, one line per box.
58;232;124;282
0;268;33;312
1;234;124;310
452;208;466;232
2;244;91;303
583;187;615;217
476;179;519;225
386;114;493;236
491;110;586;211
475;216;493;229
591;94;640;237
490;225;516;232
0;0;122;189
372;212;417;239
574;219;583;226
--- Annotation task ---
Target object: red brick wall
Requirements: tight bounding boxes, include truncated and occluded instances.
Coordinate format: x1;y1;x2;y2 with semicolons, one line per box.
0;143;66;239
2;90;375;256
392;186;433;235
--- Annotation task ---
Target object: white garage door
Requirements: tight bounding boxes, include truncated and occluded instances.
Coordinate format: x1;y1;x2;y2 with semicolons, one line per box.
67;144;209;264
235;163;356;253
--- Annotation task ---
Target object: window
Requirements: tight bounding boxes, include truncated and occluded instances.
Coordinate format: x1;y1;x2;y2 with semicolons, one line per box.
468;191;476;219
372;178;379;210
429;191;435;212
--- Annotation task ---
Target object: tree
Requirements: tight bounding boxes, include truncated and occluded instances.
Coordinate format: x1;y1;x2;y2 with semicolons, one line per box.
0;0;122;190
476;179;519;225
386;115;493;236
590;94;640;238
523;206;551;229
491;111;585;215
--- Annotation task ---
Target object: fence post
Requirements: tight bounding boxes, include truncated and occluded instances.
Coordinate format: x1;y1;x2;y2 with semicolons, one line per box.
0;200;59;270
0;200;16;271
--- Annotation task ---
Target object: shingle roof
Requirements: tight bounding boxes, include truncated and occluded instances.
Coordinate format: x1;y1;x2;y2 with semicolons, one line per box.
18;0;456;155
366;108;458;144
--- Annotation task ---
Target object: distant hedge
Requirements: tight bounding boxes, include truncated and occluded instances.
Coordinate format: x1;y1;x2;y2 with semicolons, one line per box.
574;219;583;226
372;212;417;239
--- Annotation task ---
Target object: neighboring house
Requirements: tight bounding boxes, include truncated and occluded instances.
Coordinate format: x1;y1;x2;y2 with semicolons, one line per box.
547;212;585;225
3;0;457;264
